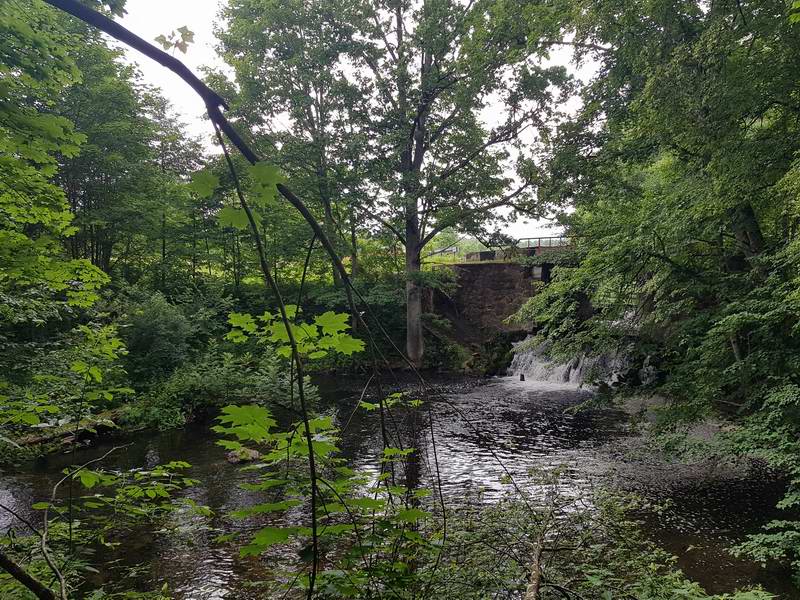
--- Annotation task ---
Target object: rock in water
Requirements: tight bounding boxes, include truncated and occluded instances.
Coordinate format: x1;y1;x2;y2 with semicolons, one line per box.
226;448;261;464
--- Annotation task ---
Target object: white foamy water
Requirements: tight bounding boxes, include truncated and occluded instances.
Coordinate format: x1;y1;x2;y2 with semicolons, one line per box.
507;339;629;387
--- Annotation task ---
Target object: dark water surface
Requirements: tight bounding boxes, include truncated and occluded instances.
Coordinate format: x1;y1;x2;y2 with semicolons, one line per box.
0;376;796;598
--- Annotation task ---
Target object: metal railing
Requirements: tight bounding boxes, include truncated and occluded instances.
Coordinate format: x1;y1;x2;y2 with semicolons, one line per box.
462;236;570;262
516;236;570;249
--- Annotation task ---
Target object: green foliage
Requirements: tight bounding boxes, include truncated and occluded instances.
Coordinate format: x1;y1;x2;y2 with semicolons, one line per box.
218;0;574;363
0;324;130;453
124;349;307;430
792;1;800;24
64;459;204;520
421;327;472;371
187;168;219;198
409;268;458;296
212;400;438;596
509;0;800;578
6;0;799;597
154;26;194;54
436;493;772;600
225;308;365;361
0;457;202;599
119;292;195;385
721;384;800;578
248;161;286;205
0;0;108;317
217;206;250;230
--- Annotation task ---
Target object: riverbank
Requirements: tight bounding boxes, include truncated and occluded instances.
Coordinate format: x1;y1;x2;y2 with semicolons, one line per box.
596;394;796;595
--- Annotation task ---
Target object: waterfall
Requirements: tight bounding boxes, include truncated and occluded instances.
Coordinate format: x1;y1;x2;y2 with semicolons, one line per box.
508;339;629;387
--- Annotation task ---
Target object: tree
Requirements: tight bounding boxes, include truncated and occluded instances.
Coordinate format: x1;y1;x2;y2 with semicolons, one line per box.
218;0;369;285
512;0;800;576
0;0;108;349
55;27;204;282
220;0;571;365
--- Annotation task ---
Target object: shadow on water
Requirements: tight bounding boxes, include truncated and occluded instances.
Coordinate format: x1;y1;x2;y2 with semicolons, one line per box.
0;374;797;598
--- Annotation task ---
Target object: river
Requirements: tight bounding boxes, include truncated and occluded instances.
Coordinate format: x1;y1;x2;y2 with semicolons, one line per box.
0;374;796;598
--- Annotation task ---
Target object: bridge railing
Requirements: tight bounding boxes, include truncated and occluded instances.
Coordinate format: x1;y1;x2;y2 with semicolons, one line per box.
516;236;570;249
463;236;570;262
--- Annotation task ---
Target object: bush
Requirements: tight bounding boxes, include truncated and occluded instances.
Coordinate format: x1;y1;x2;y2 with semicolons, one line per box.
119;292;195;385
123;349;316;430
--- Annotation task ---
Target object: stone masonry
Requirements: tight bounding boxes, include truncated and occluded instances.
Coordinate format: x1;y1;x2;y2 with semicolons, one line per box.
432;262;538;343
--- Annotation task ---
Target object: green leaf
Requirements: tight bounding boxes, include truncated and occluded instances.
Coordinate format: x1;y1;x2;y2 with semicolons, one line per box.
71;360;88;374
228;312;258;333
217;439;243;451
217;404;275;430
18;412;40;425
218;206;250;230
225;329;248;344
240;526;295;556
154;34;169;49
177;26;195;44
87;366;102;383
313;311;350;335
250;162;285;188
328;333;365;355
188;169;219;198
248;163;286;205
395;508;430;522
346;497;385;510
78;470;101;489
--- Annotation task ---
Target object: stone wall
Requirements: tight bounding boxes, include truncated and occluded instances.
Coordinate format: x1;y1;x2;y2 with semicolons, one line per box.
432;262;538;343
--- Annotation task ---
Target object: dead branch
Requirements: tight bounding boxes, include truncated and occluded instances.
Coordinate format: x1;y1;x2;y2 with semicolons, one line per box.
0;549;56;600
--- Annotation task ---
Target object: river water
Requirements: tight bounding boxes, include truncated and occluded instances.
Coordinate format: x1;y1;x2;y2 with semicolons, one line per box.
0;375;796;598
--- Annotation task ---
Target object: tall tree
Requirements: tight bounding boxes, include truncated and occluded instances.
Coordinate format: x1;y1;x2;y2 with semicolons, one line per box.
55;31;155;273
218;0;368;285
219;0;571;365
52;23;205;287
0;0;108;330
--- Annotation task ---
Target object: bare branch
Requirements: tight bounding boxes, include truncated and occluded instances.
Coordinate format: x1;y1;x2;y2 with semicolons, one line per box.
428;115;536;188
420;181;533;248
533;39;612;54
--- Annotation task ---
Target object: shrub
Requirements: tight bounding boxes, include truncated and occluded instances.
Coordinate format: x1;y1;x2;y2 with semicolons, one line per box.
123;349;315;430
119;292;195;385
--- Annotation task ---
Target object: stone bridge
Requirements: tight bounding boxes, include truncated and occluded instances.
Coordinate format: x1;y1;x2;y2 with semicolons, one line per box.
429;237;568;344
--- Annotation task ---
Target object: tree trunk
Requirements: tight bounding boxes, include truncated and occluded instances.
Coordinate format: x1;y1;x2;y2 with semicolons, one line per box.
405;229;424;368
350;210;358;279
728;203;764;257
323;198;341;286
161;211;166;290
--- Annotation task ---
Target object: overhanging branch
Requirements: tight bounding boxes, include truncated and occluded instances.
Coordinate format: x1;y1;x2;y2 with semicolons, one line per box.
43;0;228;112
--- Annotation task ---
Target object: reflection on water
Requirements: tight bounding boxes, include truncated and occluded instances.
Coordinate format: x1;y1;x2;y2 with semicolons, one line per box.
0;376;796;598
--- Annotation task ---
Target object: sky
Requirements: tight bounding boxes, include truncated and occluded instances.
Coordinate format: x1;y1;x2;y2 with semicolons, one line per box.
116;0;584;239
119;0;226;140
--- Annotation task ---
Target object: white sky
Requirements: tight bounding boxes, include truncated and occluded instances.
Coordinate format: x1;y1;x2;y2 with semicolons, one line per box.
119;0;226;140
116;0;588;239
